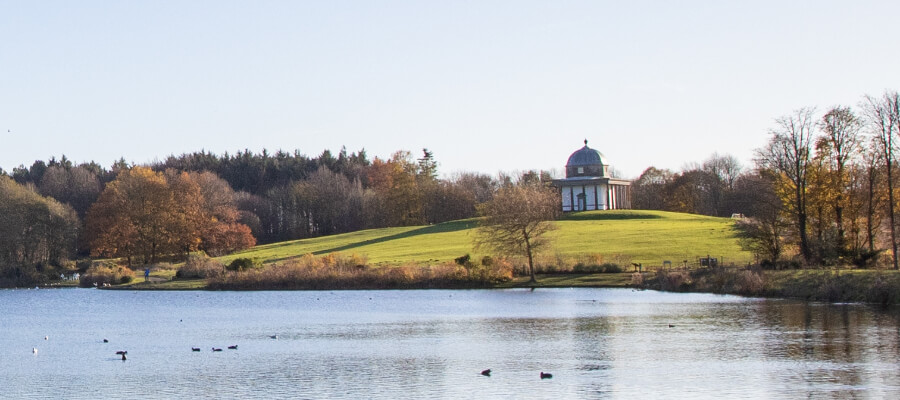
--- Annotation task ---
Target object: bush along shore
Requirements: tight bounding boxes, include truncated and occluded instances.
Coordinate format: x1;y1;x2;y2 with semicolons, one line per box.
96;252;634;290
86;252;900;305
199;252;516;290
643;267;900;305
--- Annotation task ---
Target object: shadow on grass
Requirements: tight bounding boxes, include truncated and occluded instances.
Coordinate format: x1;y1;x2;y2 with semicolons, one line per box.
560;211;664;221
265;219;479;263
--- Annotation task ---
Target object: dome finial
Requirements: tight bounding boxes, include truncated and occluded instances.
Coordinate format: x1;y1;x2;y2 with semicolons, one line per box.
584;139;588;146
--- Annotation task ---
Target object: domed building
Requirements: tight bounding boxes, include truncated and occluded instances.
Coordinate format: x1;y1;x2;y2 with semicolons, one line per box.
551;140;631;211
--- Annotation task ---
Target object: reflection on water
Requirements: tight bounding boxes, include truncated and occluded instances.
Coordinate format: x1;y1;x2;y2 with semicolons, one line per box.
1;288;898;398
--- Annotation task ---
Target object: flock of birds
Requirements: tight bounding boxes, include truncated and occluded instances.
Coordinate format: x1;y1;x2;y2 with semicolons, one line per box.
31;334;255;361
480;369;553;380
33;333;558;379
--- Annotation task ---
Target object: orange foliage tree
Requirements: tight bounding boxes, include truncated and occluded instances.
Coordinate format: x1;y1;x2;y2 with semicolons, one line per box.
85;167;255;264
367;151;424;226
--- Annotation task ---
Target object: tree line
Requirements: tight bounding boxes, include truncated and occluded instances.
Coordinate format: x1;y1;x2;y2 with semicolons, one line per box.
0;147;518;285
633;90;900;269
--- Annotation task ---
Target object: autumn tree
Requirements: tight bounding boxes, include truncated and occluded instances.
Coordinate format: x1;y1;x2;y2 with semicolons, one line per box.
187;171;257;255
0;176;79;286
86;167;177;264
805;148;835;261
85;167;254;264
475;184;560;282
368;151;424;226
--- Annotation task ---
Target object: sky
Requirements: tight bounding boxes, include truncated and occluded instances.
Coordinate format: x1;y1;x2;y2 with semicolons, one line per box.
2;0;900;179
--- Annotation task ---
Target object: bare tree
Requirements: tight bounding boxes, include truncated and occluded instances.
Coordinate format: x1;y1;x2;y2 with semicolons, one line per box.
702;153;742;190
863;91;900;269
858;140;884;254
818;106;862;250
756;108;816;263
734;171;787;265
701;153;742;216
632;166;675;210
475;184;560;282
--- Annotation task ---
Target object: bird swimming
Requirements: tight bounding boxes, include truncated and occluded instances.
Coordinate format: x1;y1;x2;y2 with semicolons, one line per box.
227;345;238;350
269;335;278;339
121;353;127;361
103;339;109;343
540;372;553;379
115;351;127;355
191;347;201;352
212;347;223;352
481;369;491;376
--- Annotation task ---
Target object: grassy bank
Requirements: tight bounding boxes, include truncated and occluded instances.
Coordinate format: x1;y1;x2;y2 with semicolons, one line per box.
217;210;750;267
96;210;752;291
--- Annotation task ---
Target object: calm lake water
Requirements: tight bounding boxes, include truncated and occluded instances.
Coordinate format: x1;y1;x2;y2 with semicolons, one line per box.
1;288;899;399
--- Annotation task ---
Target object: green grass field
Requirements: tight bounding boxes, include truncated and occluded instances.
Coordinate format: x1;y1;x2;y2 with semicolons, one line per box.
218;210;752;267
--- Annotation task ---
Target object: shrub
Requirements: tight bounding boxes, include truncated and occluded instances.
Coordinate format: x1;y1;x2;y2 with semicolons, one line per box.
488;257;514;282
227;257;259;272
454;254;471;266
656;269;690;291
176;255;224;279
734;269;766;294
573;262;623;273
151;262;177;271
631;272;644;286
75;259;93;272
79;263;135;287
206;253;511;290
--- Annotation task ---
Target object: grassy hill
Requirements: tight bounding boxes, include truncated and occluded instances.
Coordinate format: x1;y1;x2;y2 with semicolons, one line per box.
219;210;752;267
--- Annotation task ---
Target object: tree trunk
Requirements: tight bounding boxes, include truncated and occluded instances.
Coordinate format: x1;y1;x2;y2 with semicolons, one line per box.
888;159;899;270
797;185;811;264
866;166;877;253
836;161;845;251
524;231;536;283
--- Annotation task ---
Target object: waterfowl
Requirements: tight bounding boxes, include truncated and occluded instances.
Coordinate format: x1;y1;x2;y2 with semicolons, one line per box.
115;351;127;355
103;339;109;343
32;348;37;354
191;347;201;352
481;369;491;376
227;345;238;350
668;324;675;328
44;336;48;340
269;335;278;339
540;372;553;379
121;353;127;361
212;347;223;352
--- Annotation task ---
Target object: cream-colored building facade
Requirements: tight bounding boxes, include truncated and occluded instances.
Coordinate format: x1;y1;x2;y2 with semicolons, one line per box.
551;140;631;212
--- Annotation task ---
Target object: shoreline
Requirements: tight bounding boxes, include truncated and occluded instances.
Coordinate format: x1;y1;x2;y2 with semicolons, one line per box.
23;269;900;306
100;269;900;306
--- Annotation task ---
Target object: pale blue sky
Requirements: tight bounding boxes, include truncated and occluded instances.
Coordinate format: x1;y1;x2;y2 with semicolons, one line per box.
2;0;899;179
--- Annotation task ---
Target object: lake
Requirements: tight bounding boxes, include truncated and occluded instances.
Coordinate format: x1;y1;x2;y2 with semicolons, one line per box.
2;288;899;399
